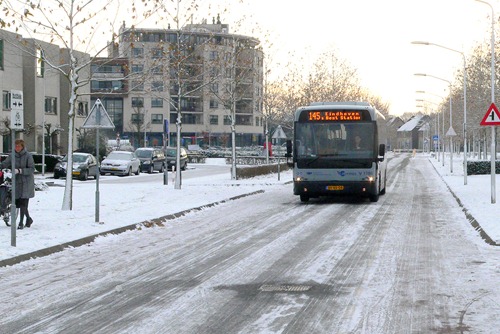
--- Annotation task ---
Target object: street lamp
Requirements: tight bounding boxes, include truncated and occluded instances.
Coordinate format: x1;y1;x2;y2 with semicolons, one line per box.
416;90;444;162
416;98;441;159
415;73;455;172
412;41;468;184
474;0;496;203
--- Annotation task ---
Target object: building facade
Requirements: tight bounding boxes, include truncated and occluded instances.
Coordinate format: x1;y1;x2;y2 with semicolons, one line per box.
0;18;264;155
0;31;91;156
92;20;265;149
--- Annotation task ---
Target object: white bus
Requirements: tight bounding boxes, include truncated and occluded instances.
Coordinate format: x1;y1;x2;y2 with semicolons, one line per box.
290;102;387;202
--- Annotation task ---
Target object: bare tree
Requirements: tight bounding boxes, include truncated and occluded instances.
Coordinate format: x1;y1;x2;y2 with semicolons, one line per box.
0;0;162;209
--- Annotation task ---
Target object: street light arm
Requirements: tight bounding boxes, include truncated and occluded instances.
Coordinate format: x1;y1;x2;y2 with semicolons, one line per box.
414;73;451;85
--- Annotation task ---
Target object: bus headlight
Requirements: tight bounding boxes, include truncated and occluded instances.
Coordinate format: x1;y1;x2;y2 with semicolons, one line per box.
295;176;306;182
365;176;375;182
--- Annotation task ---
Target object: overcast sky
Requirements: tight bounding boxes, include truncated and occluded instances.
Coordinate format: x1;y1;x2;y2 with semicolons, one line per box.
232;0;496;116
10;0;498;117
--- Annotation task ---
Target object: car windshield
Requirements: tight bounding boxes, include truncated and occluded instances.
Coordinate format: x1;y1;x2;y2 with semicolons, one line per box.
107;152;131;160
166;149;177;157
135;150;153;158
62;154;88;163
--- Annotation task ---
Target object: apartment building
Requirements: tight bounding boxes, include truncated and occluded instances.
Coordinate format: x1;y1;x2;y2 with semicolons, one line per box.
92;20;265;148
0;30;91;155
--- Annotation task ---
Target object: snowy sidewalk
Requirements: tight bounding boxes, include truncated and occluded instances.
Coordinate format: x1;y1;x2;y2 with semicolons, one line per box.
428;153;500;245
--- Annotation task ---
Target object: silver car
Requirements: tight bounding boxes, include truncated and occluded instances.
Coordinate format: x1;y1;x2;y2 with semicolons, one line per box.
100;151;141;176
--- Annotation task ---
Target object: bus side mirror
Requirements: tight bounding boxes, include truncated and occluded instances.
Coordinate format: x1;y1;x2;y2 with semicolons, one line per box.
378;144;386;161
285;139;292;158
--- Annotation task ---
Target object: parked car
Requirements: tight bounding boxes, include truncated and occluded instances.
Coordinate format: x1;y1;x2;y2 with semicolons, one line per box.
165;147;188;171
135;147;165;173
100;151;141;176
53;152;98;181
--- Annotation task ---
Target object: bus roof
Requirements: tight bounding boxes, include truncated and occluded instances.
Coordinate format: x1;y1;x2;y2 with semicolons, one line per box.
309;101;371;107
295;101;384;121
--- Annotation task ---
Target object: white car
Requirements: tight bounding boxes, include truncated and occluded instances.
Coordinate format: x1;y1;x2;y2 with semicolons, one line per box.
100;151;141;176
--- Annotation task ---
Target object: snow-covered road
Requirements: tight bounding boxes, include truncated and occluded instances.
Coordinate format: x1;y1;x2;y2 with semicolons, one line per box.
0;154;498;333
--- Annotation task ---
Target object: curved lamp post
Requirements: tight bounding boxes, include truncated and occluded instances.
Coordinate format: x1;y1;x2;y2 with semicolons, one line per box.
416;95;443;162
415;73;455;172
412;41;468;184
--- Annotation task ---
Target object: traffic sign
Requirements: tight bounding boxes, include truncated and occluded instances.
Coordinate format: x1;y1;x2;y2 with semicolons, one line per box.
82;99;115;129
272;125;287;139
10;90;23;130
480;103;500;126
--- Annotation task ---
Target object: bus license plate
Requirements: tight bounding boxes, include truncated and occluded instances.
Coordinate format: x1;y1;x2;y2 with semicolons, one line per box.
327;185;344;191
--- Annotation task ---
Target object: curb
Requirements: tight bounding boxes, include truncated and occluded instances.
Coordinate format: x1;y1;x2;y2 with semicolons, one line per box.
429;159;499;247
0;190;264;268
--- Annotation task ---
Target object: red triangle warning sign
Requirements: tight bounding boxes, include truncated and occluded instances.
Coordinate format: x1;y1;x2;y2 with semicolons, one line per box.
480;103;500;126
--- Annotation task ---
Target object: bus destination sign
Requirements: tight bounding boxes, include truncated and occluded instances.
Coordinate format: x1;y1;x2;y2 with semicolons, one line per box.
306;110;363;122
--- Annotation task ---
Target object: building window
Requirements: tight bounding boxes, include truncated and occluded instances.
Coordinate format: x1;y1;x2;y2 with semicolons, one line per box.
183;113;202;125
151;65;163;75
151;98;163;108
91;64;123;74
210;83;218;94
77;101;88;116
223;115;231;125
45;97;57;114
210;115;218;125
236;115;252;126
210;99;218;108
0;40;3;70
36;48;44;77
132;47;144;58
151;48;164;59
2;91;9;110
209;51;218;60
91;80;123;91
131;81;144;91
151;81;164;92
131;64;143;73
131;97;144;108
131;113;144;124
151;113;163;124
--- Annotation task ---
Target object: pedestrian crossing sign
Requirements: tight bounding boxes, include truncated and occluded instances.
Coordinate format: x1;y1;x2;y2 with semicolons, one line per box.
480;103;500;126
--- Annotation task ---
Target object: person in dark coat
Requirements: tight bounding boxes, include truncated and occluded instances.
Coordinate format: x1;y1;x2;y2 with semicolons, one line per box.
0;139;35;229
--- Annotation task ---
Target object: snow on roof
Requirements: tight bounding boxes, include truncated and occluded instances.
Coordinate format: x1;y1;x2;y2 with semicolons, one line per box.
398;115;427;132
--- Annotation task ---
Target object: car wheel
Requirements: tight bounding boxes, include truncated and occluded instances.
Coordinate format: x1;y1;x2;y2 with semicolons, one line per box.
127;168;132;176
148;165;154;174
54;174;60;179
159;163;164;173
181;162;187;171
135;167;140;175
80;170;88;181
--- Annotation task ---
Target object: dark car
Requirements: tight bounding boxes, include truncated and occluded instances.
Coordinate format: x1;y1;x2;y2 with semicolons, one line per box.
135;147;166;173
53;153;98;181
165;147;188;171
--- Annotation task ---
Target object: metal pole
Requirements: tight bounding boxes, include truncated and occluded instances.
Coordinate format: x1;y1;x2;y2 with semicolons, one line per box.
463;57;468;185
42;78;46;177
265;116;269;165
94;104;102;223
442;99;445;166
437;110;440;162
449;92;453;173
476;0;496;203
10;131;16;246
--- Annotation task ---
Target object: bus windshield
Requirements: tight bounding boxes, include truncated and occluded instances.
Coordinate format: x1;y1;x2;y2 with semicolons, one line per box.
295;122;375;166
